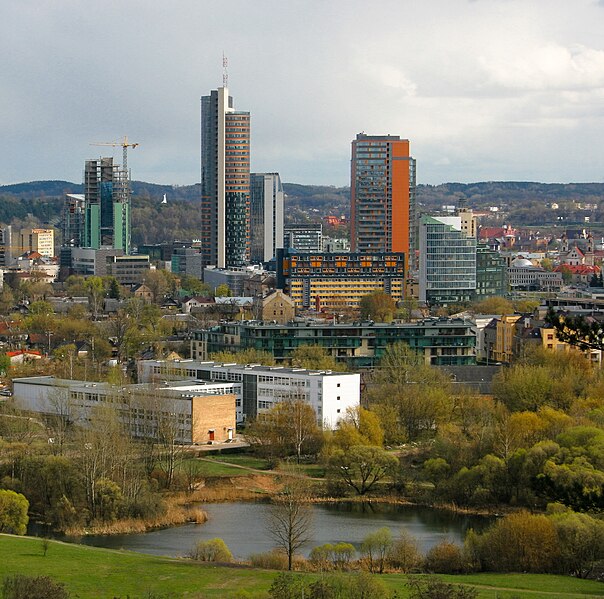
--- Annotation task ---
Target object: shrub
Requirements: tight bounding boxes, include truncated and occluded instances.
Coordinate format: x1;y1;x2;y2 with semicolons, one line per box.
332;542;356;570
189;537;232;562
249;549;290;570
388;531;423;572
2;574;69;599
424;540;466;573
465;511;560;572
407;575;477;599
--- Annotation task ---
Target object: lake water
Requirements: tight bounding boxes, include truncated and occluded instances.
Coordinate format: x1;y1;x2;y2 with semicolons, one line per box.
47;502;492;560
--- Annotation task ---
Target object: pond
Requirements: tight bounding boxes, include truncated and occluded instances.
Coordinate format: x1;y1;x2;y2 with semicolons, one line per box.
43;502;493;560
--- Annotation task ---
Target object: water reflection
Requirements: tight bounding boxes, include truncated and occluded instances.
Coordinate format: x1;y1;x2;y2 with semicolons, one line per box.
29;502;493;561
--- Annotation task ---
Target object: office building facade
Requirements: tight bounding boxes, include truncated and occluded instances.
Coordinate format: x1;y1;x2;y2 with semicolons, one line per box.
276;249;405;311
474;244;507;299
419;216;477;305
350;134;417;258
250;173;284;263
201;87;251;268
283;223;323;253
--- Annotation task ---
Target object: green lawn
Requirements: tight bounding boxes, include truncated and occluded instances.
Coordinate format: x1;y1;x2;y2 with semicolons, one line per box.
1;535;603;599
180;457;256;477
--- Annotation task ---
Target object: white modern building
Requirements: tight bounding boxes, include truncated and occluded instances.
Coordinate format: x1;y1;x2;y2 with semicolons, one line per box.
138;359;360;428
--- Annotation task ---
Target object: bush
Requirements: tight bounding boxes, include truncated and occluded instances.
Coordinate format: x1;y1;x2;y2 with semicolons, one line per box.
465;511;560;573
189;537;232;562
2;574;69;599
388;531;423;572
407;575;477;599
424;540;466;573
0;489;29;535
249;549;290;570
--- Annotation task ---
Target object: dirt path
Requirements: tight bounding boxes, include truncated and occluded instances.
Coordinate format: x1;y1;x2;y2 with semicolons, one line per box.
195;456;324;481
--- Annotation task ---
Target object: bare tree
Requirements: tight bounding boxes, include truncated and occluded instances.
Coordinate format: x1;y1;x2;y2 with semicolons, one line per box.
268;474;313;570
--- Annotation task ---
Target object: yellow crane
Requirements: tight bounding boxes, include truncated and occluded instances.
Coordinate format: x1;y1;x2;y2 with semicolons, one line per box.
90;135;139;176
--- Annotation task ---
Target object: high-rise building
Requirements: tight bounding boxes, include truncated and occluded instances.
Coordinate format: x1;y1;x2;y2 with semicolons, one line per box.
0;226;12;267
283;223;323;253
18;228;55;258
83;157;131;253
250;173;284;263
350;134;416;258
62;194;86;248
201;87;251;268
419;216;477;305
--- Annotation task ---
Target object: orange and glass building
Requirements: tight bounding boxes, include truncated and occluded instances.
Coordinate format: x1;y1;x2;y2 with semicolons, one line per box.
350;134;416;261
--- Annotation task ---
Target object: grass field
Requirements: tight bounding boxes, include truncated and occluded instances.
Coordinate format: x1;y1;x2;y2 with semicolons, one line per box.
1;535;603;599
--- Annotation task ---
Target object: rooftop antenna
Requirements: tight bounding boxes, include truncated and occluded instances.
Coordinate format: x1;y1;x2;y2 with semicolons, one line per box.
222;53;228;88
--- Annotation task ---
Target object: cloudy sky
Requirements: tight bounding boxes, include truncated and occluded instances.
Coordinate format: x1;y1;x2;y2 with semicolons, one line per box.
3;0;604;187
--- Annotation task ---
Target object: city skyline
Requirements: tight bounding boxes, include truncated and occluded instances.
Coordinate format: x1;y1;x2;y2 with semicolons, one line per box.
3;1;604;187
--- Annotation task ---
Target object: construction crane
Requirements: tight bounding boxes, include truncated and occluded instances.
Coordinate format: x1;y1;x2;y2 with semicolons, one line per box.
90;135;139;177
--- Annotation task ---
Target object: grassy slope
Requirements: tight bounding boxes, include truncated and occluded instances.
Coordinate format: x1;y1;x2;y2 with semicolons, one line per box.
1;535;603;599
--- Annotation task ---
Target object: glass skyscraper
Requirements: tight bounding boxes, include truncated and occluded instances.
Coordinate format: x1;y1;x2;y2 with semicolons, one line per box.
419;216;477;305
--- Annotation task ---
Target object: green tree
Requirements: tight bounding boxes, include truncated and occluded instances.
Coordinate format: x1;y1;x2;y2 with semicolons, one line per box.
471;296;513;315
360;291;396;322
179;274;212;297
0;353;10;376
360;527;392;573
210;348;276;366
548;506;604;577
0;489;29;535
189;537;233;562
465;511;560;572
214;283;232;297
331;406;384;450
328;445;398;495
290;344;343;371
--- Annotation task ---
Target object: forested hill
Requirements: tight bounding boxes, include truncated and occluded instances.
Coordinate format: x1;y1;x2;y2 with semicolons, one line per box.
2;180;604;245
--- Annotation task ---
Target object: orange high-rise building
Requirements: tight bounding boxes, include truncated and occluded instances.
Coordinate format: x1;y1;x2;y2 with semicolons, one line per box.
350;134;416;258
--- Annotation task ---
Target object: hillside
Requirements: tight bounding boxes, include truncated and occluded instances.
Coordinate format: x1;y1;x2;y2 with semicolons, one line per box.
1;180;603;245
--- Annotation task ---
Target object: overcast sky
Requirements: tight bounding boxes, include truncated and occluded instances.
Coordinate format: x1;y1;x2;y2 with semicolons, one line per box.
3;0;604;187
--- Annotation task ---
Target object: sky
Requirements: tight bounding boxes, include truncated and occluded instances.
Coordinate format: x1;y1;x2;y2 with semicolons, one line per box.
3;0;604;187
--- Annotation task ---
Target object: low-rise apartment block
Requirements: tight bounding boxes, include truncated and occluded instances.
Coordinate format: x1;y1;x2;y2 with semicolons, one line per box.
191;318;477;368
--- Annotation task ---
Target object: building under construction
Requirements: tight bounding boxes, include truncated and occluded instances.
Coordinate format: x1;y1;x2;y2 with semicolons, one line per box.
83;157;131;253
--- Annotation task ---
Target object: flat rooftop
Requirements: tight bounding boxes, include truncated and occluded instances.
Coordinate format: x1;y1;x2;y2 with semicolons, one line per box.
144;360;358;377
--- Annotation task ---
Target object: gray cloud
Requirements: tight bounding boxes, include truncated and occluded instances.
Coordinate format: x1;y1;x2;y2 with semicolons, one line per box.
2;0;604;186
